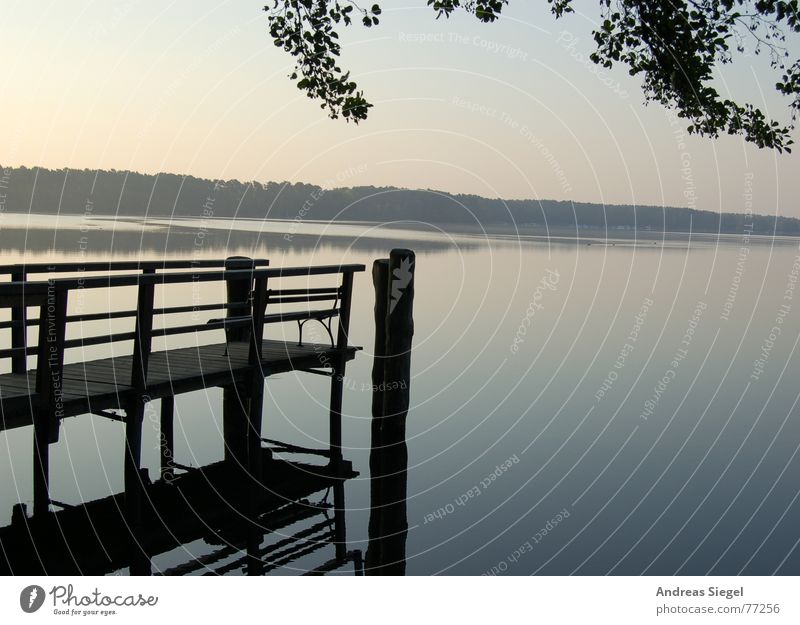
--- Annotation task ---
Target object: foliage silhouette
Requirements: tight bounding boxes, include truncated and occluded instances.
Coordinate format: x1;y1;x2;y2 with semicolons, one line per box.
265;0;800;151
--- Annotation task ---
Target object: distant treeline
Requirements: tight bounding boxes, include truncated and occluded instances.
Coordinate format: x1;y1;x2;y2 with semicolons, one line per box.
1;165;797;235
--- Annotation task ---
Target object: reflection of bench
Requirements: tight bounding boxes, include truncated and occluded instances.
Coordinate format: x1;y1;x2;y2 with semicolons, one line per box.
0;449;362;575
0;260;364;532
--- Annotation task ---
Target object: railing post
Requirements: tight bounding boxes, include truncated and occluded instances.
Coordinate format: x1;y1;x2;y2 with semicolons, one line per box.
328;270;355;469
130;279;155;391
33;283;68;517
10;269;27;374
248;276;267;367
335;271;355;351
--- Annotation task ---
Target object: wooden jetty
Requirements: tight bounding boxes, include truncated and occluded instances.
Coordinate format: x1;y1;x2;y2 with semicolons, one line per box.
0;258;365;574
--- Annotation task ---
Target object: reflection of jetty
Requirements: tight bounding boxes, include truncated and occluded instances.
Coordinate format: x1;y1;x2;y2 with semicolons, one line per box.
0;451;361;575
0;258;365;574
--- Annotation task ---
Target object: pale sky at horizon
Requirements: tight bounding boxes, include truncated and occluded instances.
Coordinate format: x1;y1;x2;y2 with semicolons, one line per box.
2;0;799;217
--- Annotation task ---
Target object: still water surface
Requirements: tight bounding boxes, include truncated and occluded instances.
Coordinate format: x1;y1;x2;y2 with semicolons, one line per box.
1;214;799;575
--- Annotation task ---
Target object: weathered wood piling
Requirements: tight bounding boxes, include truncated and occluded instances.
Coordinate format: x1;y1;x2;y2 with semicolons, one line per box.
222;256;255;469
367;248;414;575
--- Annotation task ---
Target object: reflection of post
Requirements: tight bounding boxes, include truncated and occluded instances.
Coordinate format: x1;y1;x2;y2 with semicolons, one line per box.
222;257;254;470
366;249;414;575
333;481;347;561
160;396;174;481
245;527;264;576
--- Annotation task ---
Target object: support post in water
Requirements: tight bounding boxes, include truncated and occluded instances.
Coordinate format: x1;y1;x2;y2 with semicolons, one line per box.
329;270;354;469
366;248;414;575
222;256;255;468
126;277;155;575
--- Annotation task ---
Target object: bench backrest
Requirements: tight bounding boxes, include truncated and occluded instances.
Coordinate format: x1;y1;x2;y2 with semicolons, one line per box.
0;259;269;374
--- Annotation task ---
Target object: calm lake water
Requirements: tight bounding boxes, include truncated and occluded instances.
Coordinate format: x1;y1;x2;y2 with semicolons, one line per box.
1;213;800;575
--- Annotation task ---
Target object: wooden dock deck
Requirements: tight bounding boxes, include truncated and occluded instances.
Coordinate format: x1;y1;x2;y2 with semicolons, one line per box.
0;339;357;430
0;257;366;575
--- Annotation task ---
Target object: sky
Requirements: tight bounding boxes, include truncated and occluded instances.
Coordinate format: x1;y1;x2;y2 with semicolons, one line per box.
2;0;799;217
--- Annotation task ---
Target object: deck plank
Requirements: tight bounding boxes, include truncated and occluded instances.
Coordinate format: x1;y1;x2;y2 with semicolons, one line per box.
0;340;357;431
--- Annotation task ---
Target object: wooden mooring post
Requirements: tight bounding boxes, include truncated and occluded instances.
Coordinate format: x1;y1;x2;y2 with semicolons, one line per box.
222;257;256;471
366;249;414;575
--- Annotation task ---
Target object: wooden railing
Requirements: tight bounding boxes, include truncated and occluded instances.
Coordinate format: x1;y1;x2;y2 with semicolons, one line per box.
0;258;270;374
0;262;362;390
